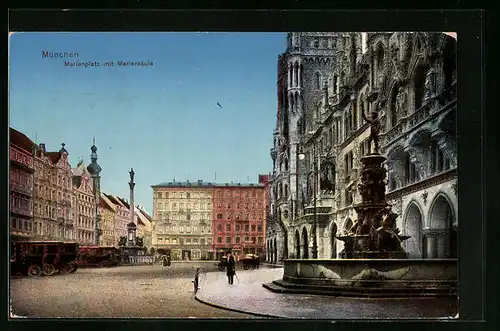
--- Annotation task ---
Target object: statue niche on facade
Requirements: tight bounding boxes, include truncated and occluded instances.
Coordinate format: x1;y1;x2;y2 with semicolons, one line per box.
395;87;407;116
424;68;436;100
362;109;382;155
306;172;314;204
320;160;335;193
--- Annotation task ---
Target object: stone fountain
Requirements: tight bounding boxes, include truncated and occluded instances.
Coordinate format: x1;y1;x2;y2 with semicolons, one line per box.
336;153;410;259
263;109;458;298
335;108;410;259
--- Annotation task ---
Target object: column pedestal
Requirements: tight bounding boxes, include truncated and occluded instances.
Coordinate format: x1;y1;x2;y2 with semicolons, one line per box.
423;228;448;259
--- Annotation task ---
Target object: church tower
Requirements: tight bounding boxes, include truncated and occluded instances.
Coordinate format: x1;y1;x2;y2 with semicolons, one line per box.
284;32;340;222
87;138;102;245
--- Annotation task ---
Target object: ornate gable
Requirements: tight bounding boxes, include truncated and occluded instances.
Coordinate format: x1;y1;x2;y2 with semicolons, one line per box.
81;176;94;196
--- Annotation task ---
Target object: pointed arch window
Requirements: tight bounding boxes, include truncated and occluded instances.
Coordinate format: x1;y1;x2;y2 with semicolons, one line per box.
391;92;398;127
351;100;358;130
414;66;428;110
314;72;321;90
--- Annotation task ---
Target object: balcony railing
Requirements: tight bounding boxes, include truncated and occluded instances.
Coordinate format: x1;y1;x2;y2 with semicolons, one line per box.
11;205;33;217
10;182;32;196
383;122;404;146
405;101;432;132
10;147;34;169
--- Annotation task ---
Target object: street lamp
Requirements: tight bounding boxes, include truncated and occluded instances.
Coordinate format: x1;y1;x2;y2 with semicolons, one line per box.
297;144;318;259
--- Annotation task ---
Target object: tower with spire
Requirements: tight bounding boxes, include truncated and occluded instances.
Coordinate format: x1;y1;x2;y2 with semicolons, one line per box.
87;137;102;245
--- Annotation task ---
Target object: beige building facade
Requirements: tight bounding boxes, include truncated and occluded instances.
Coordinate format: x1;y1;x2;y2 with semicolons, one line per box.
32;143;74;241
152;182;213;260
104;194;129;246
99;193;117;247
71;162;97;245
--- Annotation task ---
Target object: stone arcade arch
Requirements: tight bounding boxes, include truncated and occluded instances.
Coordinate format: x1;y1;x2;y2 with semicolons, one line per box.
427;193;457;258
271;239;275;262
408;129;433;181
403;202;424;258
266;240;270;261
273;237;277;263
330;223;338;258
302;227;309;259
279;223;288;260
295;229;301;258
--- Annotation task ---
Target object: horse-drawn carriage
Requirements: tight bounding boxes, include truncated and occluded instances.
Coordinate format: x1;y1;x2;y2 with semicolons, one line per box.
76;246;120;268
239;254;260;270
217;253;260;271
10;241;79;277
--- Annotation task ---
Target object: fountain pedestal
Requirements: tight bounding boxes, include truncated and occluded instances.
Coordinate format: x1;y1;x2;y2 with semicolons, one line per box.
336;153;410;259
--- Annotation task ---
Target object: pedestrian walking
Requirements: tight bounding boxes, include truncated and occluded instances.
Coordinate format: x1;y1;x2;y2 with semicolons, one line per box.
226;251;236;284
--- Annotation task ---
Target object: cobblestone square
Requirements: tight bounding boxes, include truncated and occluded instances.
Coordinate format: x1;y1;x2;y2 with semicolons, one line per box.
10;264;256;318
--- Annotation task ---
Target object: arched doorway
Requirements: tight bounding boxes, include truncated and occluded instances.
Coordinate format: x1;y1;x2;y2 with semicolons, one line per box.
428;194;457;258
404;202;423;258
282;228;288;259
267;240;271;262
295;230;300;258
302;228;309;259
330;223;338;258
273;237;277;263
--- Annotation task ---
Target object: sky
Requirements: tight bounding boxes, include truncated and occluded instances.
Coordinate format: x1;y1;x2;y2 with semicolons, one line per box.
9;32;286;213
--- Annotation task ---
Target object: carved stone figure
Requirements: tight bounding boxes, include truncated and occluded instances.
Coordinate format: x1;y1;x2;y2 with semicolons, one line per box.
320;161;335;192
377;72;385;89
396;87;407;115
375;211;405;253
424;69;436;100
362;110;381;154
390;43;399;67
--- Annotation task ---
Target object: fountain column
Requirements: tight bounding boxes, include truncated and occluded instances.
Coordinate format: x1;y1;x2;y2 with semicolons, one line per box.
129;168;135;226
127;168;136;248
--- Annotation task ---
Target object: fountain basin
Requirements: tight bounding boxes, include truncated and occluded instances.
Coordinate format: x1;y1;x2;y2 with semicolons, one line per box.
263;259;457;297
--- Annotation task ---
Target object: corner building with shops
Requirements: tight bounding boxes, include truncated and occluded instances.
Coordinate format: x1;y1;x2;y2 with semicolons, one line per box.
151;181;214;260
151;176;268;260
212;175;269;260
267;32;457;262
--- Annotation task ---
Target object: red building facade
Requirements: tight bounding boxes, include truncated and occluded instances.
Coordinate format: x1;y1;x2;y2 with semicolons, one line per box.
212;176;269;260
10;128;36;240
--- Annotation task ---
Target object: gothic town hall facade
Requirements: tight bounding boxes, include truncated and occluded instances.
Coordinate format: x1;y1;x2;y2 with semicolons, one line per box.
266;32;457;262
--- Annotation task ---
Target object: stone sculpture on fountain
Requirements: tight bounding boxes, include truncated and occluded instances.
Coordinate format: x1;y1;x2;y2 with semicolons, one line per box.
336;107;410;259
